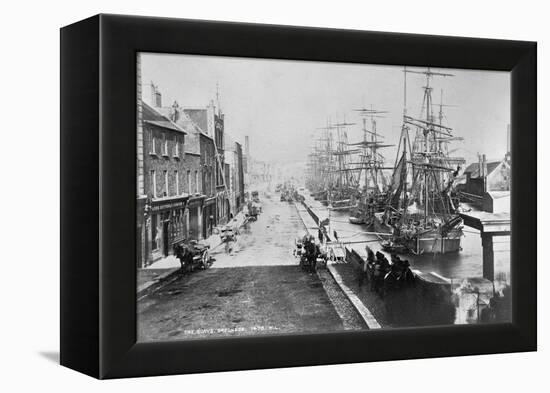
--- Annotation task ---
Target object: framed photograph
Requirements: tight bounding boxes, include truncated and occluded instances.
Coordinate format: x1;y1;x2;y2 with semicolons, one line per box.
61;14;536;379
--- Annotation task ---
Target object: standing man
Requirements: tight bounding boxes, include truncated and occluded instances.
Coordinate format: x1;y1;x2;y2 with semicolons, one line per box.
318;227;324;244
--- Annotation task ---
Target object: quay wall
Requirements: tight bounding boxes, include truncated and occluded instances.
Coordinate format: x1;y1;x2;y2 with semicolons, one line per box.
298;198;490;326
343;241;456;326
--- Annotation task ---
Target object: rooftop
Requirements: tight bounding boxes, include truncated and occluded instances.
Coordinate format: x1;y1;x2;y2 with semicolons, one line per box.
463;160;503;178
142;102;186;134
156;106;213;155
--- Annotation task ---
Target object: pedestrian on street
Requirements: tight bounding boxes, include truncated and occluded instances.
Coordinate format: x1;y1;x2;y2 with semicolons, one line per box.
318;227;324;244
174;243;185;271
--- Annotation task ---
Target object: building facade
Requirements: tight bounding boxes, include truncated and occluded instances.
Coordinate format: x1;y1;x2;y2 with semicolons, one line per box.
159;102;208;243
136;81;246;267
458;153;511;196
224;137;246;216
199;132;217;238
183;104;231;228
214;112;231;225
182;139;204;242
140;101;189;266
236;142;245;211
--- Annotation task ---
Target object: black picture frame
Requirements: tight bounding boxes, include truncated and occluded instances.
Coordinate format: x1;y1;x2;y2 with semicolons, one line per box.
60;14;536;379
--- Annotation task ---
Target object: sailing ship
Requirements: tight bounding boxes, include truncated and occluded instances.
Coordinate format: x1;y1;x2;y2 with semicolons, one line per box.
347;107;394;225
381;67;465;254
306;120;336;203
306;118;358;211
328;118;358;211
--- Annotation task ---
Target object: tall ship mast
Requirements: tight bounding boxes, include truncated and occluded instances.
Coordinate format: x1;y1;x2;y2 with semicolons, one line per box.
307;119;336;203
348;107;394;225
328;117;357;211
381;67;465;254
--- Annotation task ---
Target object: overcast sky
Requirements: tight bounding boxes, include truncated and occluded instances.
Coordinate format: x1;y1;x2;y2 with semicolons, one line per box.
140;53;510;165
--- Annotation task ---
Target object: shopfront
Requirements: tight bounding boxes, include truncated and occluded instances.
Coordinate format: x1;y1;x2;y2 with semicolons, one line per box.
203;197;217;238
146;196;188;264
187;196;205;240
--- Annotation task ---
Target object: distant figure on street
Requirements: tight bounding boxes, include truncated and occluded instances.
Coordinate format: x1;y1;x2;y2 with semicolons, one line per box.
333;230;339;242
304;236;317;272
174;243;193;272
318;227;324;244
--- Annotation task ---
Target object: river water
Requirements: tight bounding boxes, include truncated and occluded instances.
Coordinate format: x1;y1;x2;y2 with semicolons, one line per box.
303;193;511;284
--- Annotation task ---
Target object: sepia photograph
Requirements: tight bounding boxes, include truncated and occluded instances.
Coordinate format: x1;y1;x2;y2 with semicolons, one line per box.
136;53;511;342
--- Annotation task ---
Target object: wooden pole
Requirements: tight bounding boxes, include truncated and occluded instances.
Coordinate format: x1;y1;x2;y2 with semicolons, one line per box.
482;232;495;281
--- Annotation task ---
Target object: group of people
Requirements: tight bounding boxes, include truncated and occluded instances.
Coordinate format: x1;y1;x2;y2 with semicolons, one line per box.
296;232;327;272
363;247;415;296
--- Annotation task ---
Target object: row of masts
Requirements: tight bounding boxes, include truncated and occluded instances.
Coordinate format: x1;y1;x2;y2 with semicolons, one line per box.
306;67;466;223
307;109;391;194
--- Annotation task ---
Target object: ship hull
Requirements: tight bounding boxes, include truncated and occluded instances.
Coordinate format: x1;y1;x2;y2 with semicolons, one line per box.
348;216;364;224
382;228;462;254
410;235;461;254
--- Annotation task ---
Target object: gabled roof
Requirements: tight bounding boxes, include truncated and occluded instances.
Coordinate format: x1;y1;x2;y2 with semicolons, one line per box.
463;161;503;178
183;109;209;135
156;106;213;155
142;102;186;134
184;130;201;155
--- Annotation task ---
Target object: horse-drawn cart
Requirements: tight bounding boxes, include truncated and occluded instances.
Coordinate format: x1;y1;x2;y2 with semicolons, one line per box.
174;240;213;272
294;235;328;272
220;226;237;253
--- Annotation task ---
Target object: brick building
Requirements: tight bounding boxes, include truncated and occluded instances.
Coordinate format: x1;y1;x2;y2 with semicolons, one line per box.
179;120;204;242
199;131;218;237
139;101;189;266
161;102;221;239
214;112;231;225
224;135;245;215
158;102;210;242
182;104;231;231
236;142;245;211
137;79;245;267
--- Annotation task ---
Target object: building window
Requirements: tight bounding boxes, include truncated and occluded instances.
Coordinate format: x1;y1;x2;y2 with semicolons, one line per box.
163;170;168;196
173;136;179;158
150;134;157;155
175;170;179;195
187;170;191;194
151;214;158;251
162;134;168;156
195;171;199;194
151;170;156;198
211;168;214;195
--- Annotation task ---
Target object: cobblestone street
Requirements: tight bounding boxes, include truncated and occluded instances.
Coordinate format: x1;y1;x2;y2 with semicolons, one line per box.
138;193;366;341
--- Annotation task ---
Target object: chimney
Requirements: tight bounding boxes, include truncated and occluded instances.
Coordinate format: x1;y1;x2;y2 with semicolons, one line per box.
150;82;162;107
478;153;483;177
155;90;162;107
171;101;180;122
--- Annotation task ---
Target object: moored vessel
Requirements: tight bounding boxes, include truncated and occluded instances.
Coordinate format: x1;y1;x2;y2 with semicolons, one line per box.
380;67;465;254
